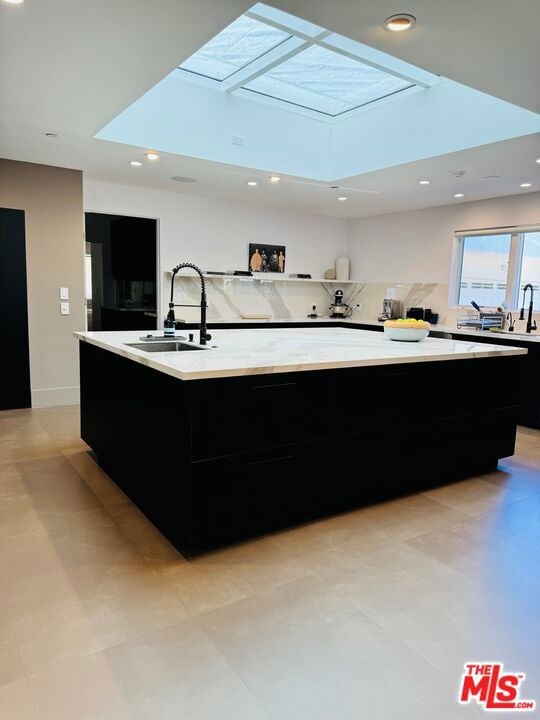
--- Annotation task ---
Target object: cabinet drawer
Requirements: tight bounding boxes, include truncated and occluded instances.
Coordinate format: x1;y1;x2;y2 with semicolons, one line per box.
191;372;333;459
436;406;518;464
377;357;521;428
188;439;332;542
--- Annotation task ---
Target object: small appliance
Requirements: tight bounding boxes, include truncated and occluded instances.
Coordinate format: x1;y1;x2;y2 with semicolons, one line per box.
378;298;401;321
329;289;352;318
406;307;425;320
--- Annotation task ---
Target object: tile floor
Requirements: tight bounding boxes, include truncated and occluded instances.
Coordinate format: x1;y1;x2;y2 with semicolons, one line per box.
0;405;539;719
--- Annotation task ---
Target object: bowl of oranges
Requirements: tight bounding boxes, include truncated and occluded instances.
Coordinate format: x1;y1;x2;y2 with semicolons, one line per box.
383;318;431;342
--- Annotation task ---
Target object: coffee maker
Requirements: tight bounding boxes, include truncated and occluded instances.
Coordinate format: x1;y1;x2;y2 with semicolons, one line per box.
378;298;401;321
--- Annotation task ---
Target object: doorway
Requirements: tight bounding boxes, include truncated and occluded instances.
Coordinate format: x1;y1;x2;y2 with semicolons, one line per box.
0;208;31;409
84;213;158;331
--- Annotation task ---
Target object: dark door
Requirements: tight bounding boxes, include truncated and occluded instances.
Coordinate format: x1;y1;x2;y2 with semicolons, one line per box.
0;208;31;409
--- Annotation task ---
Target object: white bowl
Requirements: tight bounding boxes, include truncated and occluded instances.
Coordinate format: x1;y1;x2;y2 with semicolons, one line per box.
384;326;430;342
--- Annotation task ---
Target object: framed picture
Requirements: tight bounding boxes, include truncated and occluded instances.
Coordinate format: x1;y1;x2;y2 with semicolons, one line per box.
249;243;286;273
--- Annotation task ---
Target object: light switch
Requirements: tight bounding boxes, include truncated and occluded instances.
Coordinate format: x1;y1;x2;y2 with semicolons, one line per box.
60;302;70;315
59;287;69;300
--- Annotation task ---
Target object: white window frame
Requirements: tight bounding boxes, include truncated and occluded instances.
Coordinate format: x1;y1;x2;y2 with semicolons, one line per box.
450;224;540;310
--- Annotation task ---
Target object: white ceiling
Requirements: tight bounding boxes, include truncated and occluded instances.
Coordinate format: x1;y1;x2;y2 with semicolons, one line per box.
1;0;540;218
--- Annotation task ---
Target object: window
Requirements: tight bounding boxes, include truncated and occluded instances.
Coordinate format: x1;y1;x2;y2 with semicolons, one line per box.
176;3;440;120
453;228;540;310
179;15;291;81
519;231;540;310
457;234;512;306
243;44;413;117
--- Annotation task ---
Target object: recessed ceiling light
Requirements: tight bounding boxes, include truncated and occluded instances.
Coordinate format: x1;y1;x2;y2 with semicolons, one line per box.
145;152;159;161
269;176;281;183
171;176;197;183
2;0;25;4
536;158;540;164
129;160;142;167
418;179;431;185
246;181;258;186
338;196;348;202
520;182;532;188
384;14;416;31
453;193;465;198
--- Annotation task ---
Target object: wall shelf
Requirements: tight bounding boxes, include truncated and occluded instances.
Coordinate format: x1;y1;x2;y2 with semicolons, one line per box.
164;271;358;285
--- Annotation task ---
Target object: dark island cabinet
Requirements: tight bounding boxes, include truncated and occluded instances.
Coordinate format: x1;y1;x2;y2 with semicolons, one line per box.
188;439;332;545
190;371;334;460
80;342;523;555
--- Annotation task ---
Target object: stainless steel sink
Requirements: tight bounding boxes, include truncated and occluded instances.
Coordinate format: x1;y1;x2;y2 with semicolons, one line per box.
126;341;207;352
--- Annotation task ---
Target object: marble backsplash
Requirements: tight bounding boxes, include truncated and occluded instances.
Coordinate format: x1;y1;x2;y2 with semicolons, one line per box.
350;282;452;325
162;274;338;322
162;274;453;325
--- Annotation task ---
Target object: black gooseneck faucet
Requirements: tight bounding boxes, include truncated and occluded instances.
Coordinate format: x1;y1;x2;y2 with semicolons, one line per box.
167;263;211;345
519;283;537;334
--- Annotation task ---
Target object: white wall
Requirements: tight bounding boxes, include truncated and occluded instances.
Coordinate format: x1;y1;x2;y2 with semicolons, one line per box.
347;192;540;284
83;180;349;321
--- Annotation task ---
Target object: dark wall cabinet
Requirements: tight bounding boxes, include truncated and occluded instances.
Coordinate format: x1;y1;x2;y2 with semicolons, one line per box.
80;341;523;555
101;307;156;331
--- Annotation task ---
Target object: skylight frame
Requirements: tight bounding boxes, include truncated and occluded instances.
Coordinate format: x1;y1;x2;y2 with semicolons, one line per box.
176;3;440;121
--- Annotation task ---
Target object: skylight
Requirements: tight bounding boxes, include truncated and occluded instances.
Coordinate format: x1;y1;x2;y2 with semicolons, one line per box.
243;45;413;117
176;4;440;120
180;14;291;82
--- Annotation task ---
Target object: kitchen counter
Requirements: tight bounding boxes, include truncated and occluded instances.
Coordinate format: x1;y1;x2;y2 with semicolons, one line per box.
74;327;525;382
77;325;525;555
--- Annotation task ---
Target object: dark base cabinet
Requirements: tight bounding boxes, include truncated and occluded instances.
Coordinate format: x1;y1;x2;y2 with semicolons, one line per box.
80;341;522;556
429;330;540;429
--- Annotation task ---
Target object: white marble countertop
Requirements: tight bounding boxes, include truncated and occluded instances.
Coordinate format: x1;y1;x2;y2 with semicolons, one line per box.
74;327;527;382
177;315;540;342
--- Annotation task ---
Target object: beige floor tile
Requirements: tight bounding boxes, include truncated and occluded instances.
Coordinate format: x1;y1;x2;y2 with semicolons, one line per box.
0;505;140;588
14;454;102;511
268;519;343;556
159;535;313;616
184;536;313;606
422;476;525;516
309;493;467;556
161;563;252;616
8;560;189;674
313;542;540;677
0;415;55;463
488;457;540;496
0;679;36;720
306;541;468;616
365;585;540;680
34;405;86;453
473;491;540;549
201;575;465;720
1;407;539;720
0;594;25;688
63;449;130;510
109;504;182;571
406;515;540;618
28;619;271;720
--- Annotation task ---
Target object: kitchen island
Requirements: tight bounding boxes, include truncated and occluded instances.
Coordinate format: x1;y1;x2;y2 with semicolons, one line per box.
76;327;526;555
